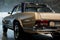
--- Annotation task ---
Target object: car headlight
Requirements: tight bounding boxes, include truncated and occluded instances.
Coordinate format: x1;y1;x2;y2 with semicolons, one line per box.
2;20;10;24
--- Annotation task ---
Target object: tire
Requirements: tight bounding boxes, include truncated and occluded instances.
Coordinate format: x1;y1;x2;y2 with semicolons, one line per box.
3;25;8;36
13;21;24;40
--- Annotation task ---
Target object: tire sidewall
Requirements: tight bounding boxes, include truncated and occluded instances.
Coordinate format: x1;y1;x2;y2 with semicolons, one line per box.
13;21;23;40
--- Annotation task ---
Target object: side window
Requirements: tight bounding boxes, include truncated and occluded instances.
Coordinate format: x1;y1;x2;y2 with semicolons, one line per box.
44;7;52;12
25;7;37;12
37;7;52;12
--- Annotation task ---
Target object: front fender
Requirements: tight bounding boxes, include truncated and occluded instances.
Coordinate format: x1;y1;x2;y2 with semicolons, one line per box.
2;17;15;28
16;18;23;27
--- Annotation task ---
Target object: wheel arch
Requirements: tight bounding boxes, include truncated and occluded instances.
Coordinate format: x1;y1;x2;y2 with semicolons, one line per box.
13;19;23;28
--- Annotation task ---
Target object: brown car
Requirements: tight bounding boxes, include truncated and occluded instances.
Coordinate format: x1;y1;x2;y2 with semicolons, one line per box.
2;2;60;40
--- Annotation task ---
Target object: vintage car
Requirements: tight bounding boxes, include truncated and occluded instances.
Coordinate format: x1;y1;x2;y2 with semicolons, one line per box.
2;2;60;40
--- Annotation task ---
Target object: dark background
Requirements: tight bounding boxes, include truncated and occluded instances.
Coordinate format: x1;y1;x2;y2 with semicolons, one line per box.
0;0;60;12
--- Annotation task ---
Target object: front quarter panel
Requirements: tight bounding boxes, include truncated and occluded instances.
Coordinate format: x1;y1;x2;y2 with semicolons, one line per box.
2;15;15;29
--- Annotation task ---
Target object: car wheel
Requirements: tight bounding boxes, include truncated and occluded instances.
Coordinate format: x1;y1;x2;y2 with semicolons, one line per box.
13;21;24;40
3;25;8;36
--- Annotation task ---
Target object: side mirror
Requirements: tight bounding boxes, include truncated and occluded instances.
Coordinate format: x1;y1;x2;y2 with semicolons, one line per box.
8;12;12;15
8;12;11;14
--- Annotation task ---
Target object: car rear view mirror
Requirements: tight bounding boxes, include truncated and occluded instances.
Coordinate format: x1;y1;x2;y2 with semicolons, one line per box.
8;12;12;15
